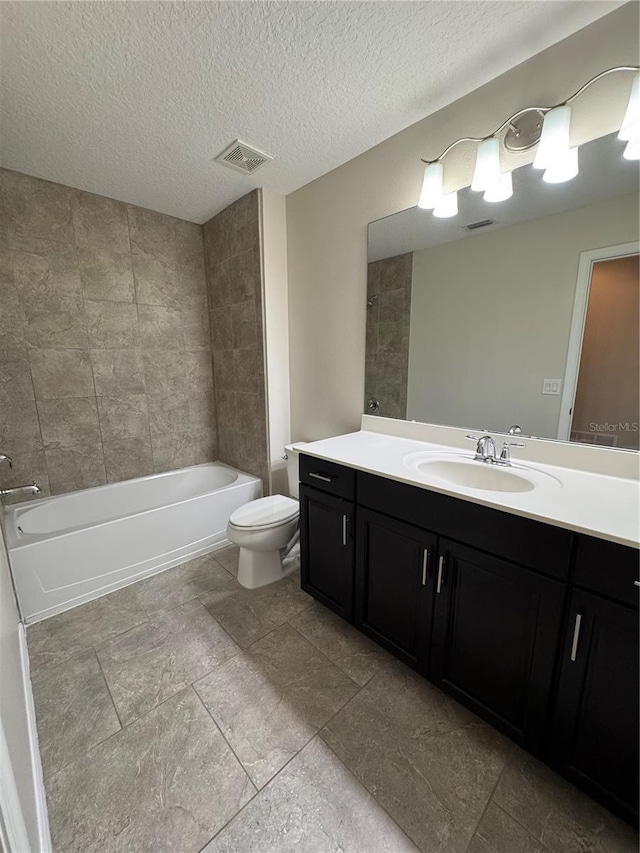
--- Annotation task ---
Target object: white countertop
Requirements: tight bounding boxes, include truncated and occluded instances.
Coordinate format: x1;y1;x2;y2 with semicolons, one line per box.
300;429;640;549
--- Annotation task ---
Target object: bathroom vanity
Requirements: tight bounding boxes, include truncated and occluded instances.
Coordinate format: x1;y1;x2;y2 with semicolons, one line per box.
298;424;639;826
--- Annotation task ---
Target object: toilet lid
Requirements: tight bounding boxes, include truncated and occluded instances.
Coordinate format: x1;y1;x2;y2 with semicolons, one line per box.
229;495;299;529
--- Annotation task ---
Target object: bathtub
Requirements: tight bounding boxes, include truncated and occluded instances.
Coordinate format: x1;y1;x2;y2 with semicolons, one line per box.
4;463;262;624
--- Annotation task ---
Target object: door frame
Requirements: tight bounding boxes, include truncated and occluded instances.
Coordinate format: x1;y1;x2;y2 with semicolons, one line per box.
558;241;640;441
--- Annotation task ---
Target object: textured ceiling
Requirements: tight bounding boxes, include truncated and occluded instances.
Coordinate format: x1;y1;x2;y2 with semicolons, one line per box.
0;1;622;223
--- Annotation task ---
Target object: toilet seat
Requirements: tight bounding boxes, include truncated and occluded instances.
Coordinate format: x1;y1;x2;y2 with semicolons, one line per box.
229;495;299;530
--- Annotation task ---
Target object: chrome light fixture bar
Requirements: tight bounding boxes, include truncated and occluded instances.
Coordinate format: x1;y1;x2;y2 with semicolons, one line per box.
418;66;640;218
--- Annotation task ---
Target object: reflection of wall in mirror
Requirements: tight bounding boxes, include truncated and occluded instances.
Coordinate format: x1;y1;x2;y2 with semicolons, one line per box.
365;252;412;419
571;255;639;450
406;191;639;439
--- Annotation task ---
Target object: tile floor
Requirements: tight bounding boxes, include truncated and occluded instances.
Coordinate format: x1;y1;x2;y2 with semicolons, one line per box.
28;545;638;853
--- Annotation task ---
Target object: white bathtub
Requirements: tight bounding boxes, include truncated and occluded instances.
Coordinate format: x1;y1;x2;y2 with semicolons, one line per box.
4;463;262;623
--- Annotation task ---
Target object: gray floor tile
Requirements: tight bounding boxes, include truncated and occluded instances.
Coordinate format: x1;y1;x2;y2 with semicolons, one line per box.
195;623;359;788
30;648;121;782
320;663;510;853
133;553;235;615
493;749;638;853
97;599;239;725
199;572;312;648
212;543;240;576
467;802;550;853
203;736;419;853
27;586;148;669
47;687;255;853
289;599;394;686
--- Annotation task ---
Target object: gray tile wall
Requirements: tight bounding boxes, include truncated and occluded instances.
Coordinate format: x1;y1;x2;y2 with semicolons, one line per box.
203;191;269;489
0;169;216;496
365;253;413;420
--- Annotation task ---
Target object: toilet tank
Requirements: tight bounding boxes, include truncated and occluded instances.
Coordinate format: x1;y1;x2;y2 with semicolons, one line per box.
284;442;307;500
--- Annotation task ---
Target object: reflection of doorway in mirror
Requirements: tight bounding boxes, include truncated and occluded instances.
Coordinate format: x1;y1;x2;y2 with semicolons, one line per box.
561;248;639;450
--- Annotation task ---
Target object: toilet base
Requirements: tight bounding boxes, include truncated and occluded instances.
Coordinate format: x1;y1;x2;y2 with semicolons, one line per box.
237;546;298;589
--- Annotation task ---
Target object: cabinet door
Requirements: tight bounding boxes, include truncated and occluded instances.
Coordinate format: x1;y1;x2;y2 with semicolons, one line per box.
549;590;639;826
431;539;564;752
355;508;436;671
299;484;355;620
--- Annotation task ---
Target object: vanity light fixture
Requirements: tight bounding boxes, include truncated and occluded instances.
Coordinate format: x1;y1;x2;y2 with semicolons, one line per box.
532;105;579;183
433;191;458;218
619;71;640;155
418;65;640;217
417;161;444;209
471;138;514;202
483;169;513;202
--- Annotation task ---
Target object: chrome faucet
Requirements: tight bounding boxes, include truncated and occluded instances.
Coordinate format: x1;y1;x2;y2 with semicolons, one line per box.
0;482;41;498
507;425;522;436
466;435;525;466
0;454;12;468
466;434;497;462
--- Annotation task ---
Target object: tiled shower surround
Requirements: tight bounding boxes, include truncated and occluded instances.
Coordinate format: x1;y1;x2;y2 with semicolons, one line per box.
0;169;217;495
203;191;269;486
365;252;412;420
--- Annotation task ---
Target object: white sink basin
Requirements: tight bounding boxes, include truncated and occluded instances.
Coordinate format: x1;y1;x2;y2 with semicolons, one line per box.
403;452;561;494
417;458;534;492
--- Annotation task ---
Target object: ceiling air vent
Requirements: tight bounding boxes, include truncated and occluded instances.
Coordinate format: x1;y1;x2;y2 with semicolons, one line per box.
464;218;494;231
215;140;273;174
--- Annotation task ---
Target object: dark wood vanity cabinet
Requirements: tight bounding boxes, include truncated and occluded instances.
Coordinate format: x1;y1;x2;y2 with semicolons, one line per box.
548;537;640;825
299;457;358;619
355;508;435;670
300;484;355;620
430;540;565;751
549;590;639;825
298;455;639;824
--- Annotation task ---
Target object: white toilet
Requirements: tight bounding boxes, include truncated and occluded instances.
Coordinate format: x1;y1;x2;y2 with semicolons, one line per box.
227;442;306;589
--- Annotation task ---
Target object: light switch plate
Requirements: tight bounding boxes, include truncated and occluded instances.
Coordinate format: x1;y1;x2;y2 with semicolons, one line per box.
542;378;562;395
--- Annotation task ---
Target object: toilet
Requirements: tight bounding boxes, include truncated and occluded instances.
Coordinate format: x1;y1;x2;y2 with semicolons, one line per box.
227;442;306;589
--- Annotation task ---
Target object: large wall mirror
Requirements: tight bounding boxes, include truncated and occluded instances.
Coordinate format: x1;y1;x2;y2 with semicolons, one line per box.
366;132;639;450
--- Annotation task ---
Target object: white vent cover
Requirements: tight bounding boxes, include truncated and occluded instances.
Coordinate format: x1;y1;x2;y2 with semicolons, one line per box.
215;140;273;174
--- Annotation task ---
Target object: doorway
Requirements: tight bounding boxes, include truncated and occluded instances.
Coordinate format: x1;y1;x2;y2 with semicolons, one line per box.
559;244;639;449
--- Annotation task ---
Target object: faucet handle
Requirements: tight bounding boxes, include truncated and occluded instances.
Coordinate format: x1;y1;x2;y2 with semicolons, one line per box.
499;441;525;464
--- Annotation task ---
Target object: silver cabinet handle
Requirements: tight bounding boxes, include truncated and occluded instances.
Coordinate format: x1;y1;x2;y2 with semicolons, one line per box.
634;581;640;587
309;472;332;483
436;556;445;594
422;549;429;586
342;514;348;546
570;613;582;662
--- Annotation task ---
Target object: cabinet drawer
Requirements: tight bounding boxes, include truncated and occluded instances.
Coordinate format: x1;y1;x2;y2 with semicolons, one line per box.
573;535;639;608
358;471;572;579
300;455;356;501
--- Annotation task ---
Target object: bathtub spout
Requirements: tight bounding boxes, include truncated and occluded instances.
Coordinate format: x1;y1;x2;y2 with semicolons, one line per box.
1;481;41;498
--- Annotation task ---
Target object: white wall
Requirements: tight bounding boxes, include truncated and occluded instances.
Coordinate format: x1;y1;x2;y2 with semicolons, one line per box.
407;192;640;439
0;520;47;851
260;190;291;494
286;4;639;442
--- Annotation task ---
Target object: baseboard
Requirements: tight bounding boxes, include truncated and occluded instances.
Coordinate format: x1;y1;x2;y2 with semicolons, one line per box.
0;722;30;853
18;624;52;853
